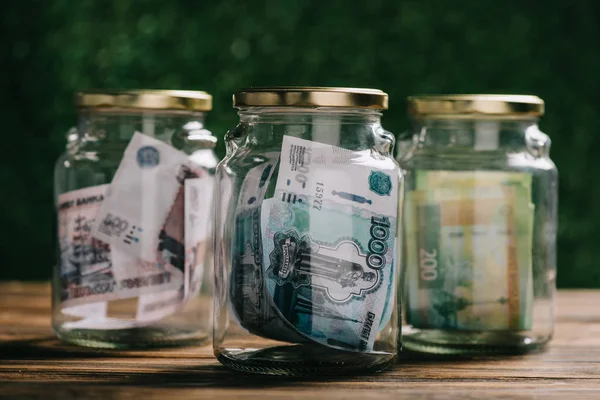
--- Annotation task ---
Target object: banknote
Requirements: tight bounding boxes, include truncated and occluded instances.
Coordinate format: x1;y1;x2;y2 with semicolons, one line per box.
60;132;214;326
415;170;532;193
57;182;201;322
62;315;143;330
135;289;185;324
62;290;187;330
92;132;198;261
184;176;214;297
416;171;535;330
57;184;115;307
405;170;534;331
91;132;204;298
58;184;182;317
229;158;308;343
62;301;107;319
260;136;399;352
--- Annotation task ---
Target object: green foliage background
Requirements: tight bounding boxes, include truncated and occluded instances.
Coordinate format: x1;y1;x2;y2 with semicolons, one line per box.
1;0;598;286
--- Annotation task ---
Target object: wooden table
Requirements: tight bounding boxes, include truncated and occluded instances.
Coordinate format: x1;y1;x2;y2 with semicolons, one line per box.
1;283;600;399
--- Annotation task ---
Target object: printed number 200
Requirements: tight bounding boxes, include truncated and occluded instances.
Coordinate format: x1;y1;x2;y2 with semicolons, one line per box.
419;248;438;281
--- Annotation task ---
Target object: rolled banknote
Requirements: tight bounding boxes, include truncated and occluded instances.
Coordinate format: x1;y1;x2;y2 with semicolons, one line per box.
260;136;399;352
405;170;534;331
229;158;307;343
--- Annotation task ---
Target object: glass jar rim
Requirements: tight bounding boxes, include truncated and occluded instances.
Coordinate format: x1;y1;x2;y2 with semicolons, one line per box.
233;87;388;110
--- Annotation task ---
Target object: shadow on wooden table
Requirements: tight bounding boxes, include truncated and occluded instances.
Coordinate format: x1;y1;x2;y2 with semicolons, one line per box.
0;337;380;388
0;335;545;360
0;335;549;390
0;337;203;359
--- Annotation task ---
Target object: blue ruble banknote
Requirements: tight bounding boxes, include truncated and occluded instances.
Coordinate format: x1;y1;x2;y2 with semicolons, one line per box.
229;158;307;343
260;136;399;352
405;170;534;331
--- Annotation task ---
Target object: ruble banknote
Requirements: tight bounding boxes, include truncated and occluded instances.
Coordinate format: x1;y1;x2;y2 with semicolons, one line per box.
57;184;114;307
260;136;399;352
405;170;534;331
59;132;213;326
91;132;208;300
229;158;307;343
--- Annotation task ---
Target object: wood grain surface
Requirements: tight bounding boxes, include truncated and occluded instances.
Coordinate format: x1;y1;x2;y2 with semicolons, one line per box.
1;282;600;399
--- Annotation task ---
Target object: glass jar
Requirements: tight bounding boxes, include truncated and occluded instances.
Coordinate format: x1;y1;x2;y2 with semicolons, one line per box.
213;87;402;375
53;90;218;348
397;95;557;354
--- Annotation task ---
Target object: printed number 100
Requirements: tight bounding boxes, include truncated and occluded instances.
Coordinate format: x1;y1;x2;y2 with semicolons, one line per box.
419;248;438;281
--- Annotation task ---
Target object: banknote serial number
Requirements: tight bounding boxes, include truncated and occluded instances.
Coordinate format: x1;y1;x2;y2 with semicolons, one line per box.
313;182;324;210
367;216;391;270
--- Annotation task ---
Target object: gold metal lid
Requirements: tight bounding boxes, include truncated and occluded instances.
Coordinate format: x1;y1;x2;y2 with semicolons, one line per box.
233;87;388;109
76;90;212;112
408;95;544;118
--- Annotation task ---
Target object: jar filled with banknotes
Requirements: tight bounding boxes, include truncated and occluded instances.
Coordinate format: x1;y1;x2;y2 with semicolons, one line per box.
53;90;218;348
214;87;402;375
398;95;557;354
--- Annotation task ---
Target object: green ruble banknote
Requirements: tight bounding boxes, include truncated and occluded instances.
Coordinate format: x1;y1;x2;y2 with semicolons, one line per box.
230;159;307;343
405;170;534;331
260;136;399;352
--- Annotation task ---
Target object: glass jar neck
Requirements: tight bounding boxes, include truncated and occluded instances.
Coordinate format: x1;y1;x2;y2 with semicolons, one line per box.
229;107;390;154
238;107;383;124
77;109;213;149
409;117;549;157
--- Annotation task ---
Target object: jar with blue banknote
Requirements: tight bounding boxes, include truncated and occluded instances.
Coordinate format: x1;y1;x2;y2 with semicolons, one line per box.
213;87;402;375
53;90;218;348
397;95;558;354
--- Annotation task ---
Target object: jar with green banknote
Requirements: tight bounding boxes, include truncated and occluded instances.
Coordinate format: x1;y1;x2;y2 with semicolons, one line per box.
214;87;402;375
397;95;557;354
53;90;218;348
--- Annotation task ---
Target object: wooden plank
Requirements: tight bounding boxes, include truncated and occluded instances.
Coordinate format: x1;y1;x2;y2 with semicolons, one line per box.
1;282;600;399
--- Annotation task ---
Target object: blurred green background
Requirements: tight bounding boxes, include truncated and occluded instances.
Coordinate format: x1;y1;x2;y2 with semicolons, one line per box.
0;0;597;286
